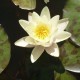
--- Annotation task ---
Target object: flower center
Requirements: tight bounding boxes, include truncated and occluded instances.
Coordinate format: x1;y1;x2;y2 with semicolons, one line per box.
34;24;50;40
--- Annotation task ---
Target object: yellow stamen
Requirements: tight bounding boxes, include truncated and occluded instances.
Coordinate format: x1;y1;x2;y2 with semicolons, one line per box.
34;23;50;40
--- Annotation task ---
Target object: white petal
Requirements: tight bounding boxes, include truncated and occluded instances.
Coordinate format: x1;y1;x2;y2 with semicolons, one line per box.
41;15;49;23
19;20;29;32
54;31;71;43
31;46;44;63
45;43;59;57
40;6;50;20
14;36;34;47
41;42;51;47
19;19;37;38
25;36;36;45
28;12;40;23
36;41;51;47
57;18;69;31
50;15;59;27
49;15;59;36
28;12;33;22
32;12;41;22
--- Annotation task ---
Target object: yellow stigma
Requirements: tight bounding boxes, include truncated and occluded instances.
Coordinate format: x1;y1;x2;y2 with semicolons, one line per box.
34;23;50;40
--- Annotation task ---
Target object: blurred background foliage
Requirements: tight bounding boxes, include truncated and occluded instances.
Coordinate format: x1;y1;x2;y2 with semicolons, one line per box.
55;0;80;80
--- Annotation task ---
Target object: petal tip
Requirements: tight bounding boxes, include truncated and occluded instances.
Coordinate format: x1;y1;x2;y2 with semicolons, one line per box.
14;40;20;46
31;54;35;63
19;19;23;24
51;51;59;57
56;15;60;19
14;41;20;47
43;6;49;10
41;6;50;19
54;53;59;57
14;38;27;47
14;42;17;46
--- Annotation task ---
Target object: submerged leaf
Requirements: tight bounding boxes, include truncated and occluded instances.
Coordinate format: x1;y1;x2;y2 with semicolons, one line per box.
0;25;10;73
12;0;36;10
63;0;80;46
55;71;77;80
65;64;80;73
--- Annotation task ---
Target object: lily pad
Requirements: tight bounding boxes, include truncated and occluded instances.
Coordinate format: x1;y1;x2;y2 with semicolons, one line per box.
12;0;36;10
63;0;80;46
0;25;10;73
60;40;80;73
55;71;76;80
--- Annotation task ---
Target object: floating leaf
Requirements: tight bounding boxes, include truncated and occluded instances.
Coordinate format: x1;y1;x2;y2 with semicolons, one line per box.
55;71;76;80
0;24;10;73
63;0;80;46
44;0;49;4
12;0;36;10
60;40;80;73
65;64;80;73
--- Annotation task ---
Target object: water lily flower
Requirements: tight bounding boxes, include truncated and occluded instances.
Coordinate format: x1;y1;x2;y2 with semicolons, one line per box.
14;6;71;63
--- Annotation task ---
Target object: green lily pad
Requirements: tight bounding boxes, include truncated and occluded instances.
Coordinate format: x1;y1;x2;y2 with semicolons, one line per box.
12;0;36;10
60;40;80;73
63;0;80;46
0;25;10;73
55;71;76;80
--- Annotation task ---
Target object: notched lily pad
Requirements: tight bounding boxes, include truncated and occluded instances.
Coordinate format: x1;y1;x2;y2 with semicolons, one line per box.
0;25;10;73
63;0;80;46
60;40;80;73
12;0;36;10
